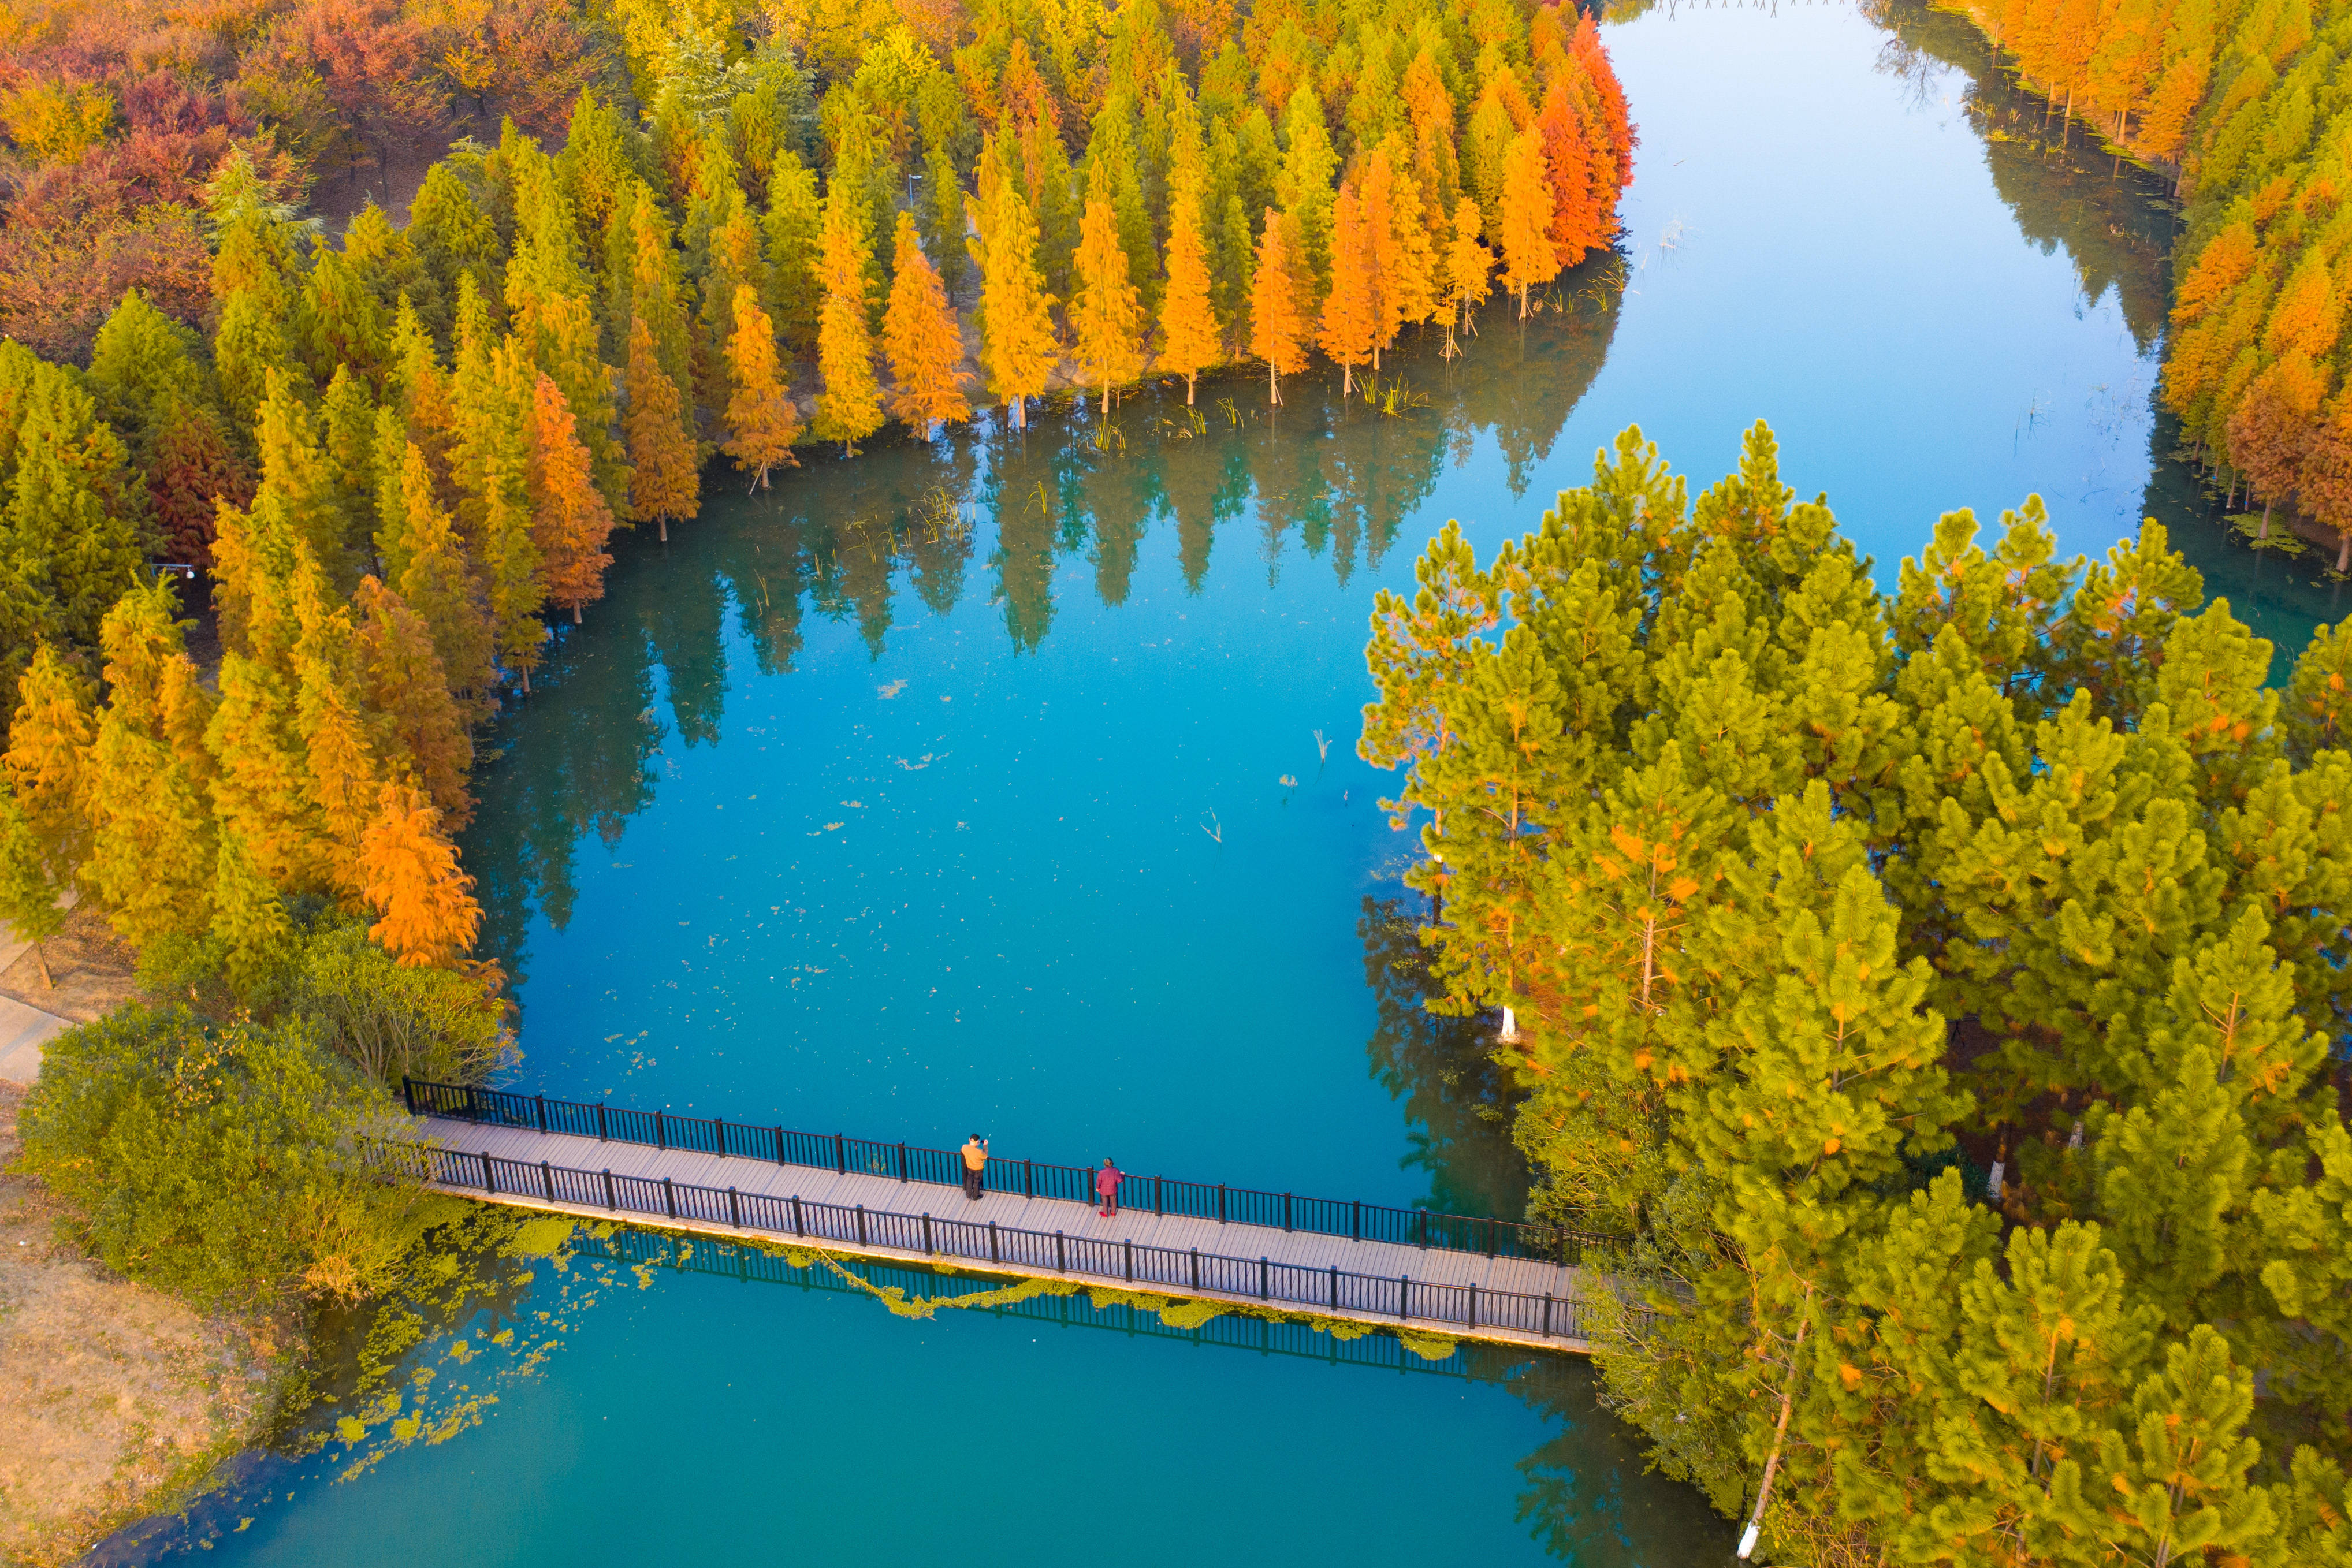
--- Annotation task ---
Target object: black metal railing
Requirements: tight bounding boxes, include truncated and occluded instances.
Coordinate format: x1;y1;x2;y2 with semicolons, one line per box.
396;1139;1598;1344
400;1077;1627;1268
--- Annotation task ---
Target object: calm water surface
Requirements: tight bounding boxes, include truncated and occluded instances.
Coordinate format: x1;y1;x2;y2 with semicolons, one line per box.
115;3;2336;1563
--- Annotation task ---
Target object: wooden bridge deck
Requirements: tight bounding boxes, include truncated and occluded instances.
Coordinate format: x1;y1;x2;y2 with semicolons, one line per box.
415;1116;1597;1353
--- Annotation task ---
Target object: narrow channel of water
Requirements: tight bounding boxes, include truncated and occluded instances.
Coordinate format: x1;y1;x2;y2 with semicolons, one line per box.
105;3;2324;1562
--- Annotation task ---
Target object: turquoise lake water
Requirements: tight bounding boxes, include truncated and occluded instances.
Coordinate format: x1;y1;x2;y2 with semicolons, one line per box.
105;2;2351;1563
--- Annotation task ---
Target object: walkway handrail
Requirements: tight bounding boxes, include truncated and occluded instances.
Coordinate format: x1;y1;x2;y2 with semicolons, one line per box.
400;1077;1627;1268
397;1139;1602;1344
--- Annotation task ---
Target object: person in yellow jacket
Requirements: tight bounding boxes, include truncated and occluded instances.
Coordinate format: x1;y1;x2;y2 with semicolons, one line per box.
960;1134;988;1201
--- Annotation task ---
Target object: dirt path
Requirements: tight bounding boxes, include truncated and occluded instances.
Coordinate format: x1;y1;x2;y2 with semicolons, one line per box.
0;904;140;1029
0;1081;292;1567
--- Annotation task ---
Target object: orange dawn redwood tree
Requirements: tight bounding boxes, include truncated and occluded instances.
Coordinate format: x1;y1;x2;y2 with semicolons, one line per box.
723;285;803;489
1159;190;1220;405
527;371;616;625
1319;181;1376;395
360;779;482;969
881;214;971;436
1498;129;1560;316
1249;209;1310;406
626;316;698;542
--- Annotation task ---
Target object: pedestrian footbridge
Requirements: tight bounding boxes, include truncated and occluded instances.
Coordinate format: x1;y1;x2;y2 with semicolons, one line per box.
398;1079;1628;1352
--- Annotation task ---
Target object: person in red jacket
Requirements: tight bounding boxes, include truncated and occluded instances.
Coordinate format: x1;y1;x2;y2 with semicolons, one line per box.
1096;1157;1123;1217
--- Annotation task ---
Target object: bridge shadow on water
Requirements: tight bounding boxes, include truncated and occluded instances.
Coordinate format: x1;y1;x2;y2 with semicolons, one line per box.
88;1211;1714;1565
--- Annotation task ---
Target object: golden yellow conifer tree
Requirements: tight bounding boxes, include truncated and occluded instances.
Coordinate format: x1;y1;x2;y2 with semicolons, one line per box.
978;179;1059;431
1249;210;1311;407
881;214;972;436
626;316;699;542
1071;187;1146;415
723;285;802;489
352;577;472;829
1159;190;1221;406
3;642;94;876
84;581;218;946
814;193;884;456
291;594;377;904
1364;141;1437;369
1442;198;1494;356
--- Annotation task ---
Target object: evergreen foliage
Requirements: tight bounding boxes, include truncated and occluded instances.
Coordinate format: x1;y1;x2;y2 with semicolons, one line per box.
1364;421;2352;1565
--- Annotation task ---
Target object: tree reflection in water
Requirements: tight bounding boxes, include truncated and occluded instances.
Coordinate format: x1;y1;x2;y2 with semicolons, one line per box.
462;256;1624;995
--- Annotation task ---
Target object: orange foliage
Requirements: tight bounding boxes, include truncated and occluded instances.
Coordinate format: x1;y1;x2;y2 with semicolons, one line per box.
526;371;615;624
360;779;481;969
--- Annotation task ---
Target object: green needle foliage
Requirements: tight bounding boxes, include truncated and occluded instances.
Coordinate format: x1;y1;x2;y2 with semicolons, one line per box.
1363;421;2352;1566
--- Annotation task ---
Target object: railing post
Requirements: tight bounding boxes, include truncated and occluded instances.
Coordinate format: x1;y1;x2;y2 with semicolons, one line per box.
596;1103;608;1142
602;1169;616;1209
1123;1238;1133;1282
1328;1264;1338;1309
401;1075;415;1115
534;1094;547;1133
1541;1294;1553;1338
1055;1231;1066;1271
1468;1283;1478;1331
1217;1183;1226;1223
1283;1193;1292;1232
1352;1199;1361;1242
774;1126;786;1164
835;1133;846;1175
1259;1257;1269;1299
541;1160;554;1201
989;1221;1000;1263
481;1152;495;1195
791;1195;805;1237
1398;1276;1409;1319
466;1083;480;1120
655;1111;666;1152
1023;1158;1033;1199
1486;1217;1496;1258
1154;1176;1163;1217
896;1142;907;1182
728;1187;741;1228
1189;1248;1200;1290
714;1118;727;1159
855;1205;868;1246
663;1178;676;1220
922;1213;934;1253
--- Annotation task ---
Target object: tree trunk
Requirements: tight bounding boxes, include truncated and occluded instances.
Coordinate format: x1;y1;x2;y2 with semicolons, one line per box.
574;603;583;625
1739;1285;1817;1560
1186;372;1196;406
34;941;50;990
2261;500;2272;540
2336;528;2348;573
1268;364;1280;407
658;516;668;542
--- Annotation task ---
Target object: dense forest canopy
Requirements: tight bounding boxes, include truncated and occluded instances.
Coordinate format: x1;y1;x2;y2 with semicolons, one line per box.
1364;419;2352;1565
0;0;1632;1016
1952;0;2352;563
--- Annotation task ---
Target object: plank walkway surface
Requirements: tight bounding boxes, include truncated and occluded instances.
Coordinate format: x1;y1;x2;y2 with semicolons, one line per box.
415;1115;1596;1353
